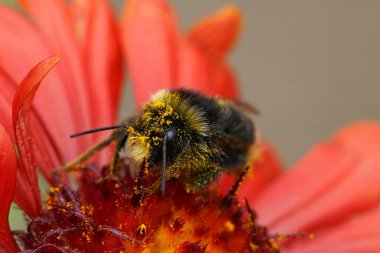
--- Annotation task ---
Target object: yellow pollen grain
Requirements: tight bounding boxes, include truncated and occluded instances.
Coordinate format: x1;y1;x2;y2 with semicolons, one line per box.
152;136;161;146
82;232;91;242
88;206;94;215
46;203;53;210
224;220;235;232
137;224;147;236
249;242;259;250
49;187;60;193
269;241;279;250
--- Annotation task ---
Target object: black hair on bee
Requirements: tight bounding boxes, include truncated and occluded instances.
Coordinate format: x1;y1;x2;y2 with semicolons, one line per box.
62;89;257;195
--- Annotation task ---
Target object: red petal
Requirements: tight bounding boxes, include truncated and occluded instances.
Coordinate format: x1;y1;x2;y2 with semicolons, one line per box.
332;121;380;157
19;0;95;153
121;0;181;105
0;67;15;136
70;0;124;164
0;65;62;179
187;5;242;61
178;41;238;98
253;142;356;232
0;125;19;253
286;208;380;253
72;0;123;125
12;55;62;217
30;114;64;177
254;122;380;234
0;5;86;160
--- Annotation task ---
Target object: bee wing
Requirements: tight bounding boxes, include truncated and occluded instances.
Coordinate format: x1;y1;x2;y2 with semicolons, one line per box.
211;134;252;168
231;100;260;115
213;134;250;151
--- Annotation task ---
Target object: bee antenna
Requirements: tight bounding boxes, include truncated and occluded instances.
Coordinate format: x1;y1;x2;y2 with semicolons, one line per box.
162;135;168;196
70;125;124;138
161;128;176;196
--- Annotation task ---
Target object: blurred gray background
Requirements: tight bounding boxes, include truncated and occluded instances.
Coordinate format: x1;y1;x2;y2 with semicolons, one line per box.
117;0;380;166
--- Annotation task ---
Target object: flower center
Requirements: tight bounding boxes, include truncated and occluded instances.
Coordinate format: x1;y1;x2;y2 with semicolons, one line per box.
17;161;305;252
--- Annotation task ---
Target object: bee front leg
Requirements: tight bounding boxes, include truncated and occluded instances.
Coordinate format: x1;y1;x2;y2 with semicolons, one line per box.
109;131;129;175
56;131;120;173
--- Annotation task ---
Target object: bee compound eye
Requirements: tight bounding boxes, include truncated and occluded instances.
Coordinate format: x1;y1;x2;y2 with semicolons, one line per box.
165;128;176;142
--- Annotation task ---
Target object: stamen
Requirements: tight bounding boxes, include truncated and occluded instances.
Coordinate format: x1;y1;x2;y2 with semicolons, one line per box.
97;225;143;245
41;227;85;243
29;243;68;253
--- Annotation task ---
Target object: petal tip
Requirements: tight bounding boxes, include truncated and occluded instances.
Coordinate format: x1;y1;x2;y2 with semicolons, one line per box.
188;4;243;60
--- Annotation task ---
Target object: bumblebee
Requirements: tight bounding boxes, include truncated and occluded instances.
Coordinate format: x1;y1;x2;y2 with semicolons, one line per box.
62;89;257;194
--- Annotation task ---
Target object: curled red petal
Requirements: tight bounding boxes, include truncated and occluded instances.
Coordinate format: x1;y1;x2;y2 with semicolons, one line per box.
0;65;62;181
178;41;238;98
30;114;64;177
0;125;19;253
19;0;95;153
12;55;62;217
1;62;63;172
121;0;181;105
0;5;85;161
187;5;243;61
286;208;380;253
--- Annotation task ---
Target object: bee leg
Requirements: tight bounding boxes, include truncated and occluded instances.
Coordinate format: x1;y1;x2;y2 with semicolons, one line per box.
184;165;222;192
56;134;118;172
221;165;250;207
134;179;161;201
109;131;129;175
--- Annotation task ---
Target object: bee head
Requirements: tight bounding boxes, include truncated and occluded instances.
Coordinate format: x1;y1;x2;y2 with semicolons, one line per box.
126;101;190;169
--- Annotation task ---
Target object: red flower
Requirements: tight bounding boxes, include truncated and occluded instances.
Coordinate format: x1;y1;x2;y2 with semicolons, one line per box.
0;0;380;252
